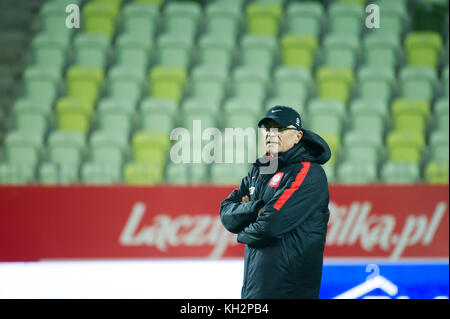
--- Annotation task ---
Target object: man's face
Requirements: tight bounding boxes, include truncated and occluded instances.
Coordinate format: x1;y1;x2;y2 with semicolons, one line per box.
261;119;303;154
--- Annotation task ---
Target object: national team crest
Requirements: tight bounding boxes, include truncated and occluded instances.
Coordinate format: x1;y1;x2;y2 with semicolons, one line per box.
269;172;284;188
249;186;255;195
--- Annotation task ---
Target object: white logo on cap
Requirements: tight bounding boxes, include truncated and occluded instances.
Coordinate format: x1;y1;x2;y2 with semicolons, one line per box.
296;117;300;126
271;110;282;113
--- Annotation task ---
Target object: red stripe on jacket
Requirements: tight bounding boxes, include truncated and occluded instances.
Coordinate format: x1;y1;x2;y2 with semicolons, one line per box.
273;161;311;211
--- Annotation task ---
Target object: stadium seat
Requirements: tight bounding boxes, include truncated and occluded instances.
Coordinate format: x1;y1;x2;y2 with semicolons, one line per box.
132;131;171;154
381;162;420;184
157;33;193;68
164;1;202;39
343;129;384;153
32;32;69;72
345;145;380;163
308;98;346;121
430;130;449;149
140;98;178;117
392;99;430;121
328;2;364;36
322;34;360;69
424;161;449;184
149;66;187;103
141;113;175;134
14;113;47;135
122;2;158;37
246;2;282;36
56;96;94;120
349;98;390;123
316;67;354;103
399;66;437;101
165;163;189;184
405;32;443;68
198;34;235;71
394;114;427;133
281;34;318;69
107;66;144;103
89;130;128;155
23;66;60;104
363;33;401;68
74;33;111;68
443;65;449;96
124;162;163;185
40;1;76;38
430;145;449;162
58;113;90;134
82;1;119;38
374;1;408;36
0;163;33;184
115;33;153;70
205;1;241;38
190;66;228;104
308;114;342;135
12;98;52;122
286;2;324;36
356;66;396;102
351;113;385;135
232;67;270;102
241;34;278;71
337;161;378;184
66;66;104;103
81;162;122;184
210;163;250;185
183;97;221;119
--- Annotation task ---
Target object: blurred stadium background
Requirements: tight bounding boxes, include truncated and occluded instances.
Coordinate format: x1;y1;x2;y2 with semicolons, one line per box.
0;0;448;299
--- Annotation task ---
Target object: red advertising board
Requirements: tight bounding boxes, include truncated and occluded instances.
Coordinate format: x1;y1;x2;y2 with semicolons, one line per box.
0;185;448;261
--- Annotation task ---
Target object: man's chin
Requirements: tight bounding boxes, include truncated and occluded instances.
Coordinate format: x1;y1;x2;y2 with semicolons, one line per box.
266;144;281;155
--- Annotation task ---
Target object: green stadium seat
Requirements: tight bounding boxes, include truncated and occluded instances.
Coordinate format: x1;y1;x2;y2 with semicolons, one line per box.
40;1;75;37
424;161;449;184
124;162;162;185
90;130;128;155
224;114;256;130
15;113;47;135
363;33;401;67
164;1;202;38
286;2;324;36
308;98;346;122
81;162;122;184
431;145;449;162
57;96;94;120
82;1;119;38
97;97;136;119
434;114;449;132
149;66;187;103
157;33;193;68
351;113;385;135
205;2;241;37
232;67;270;102
190;163;210;184
183;97;221;118
98;113;132;136
140;98;178;117
190;66;228;104
350;98;390;122
0;163;32;184
314;132;341;165
392;99;431;121
58;113;89;134
116;33;153;70
6;144;38;169
4;130;44;152
132;131;171;153
394;114;426;133
322;34;360;69
107;66;144;103
405;32;443;68
375;1;408;36
337;161;378;184
48;130;86;155
74;33;111;68
66;66;104;103
198;34;235;71
345;145;380;163
134;0;164;7
141;113;175;134
281;34;318;69
134;147;167;168
165;163;189;184
183;113;217;133
12;98;52;122
246;2;282;36
430;130;449;148
381;162;420;184
274;66;313;103
328;3;364;36
400;66;437;101
316;67;354;103
357;66;396;102
210;163;250;185
308;114;342;135
23;66;60;104
122;2;158;37
387;130;426;151
241;34;278;70
344;129;384;153
38;162;79;184
32;32;69;72
224;97;262;118
49;145;81;168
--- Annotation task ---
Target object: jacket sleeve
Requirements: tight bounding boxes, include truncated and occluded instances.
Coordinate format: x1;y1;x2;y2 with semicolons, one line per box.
220;169;266;234
237;162;328;247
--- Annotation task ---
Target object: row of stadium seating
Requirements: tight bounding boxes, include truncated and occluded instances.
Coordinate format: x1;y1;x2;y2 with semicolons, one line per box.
0;0;448;185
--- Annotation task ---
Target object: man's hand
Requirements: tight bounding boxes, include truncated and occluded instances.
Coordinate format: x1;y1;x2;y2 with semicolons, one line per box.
241;196;250;203
242;196;264;216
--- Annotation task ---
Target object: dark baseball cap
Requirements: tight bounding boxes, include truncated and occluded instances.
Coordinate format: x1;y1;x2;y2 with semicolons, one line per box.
258;105;302;130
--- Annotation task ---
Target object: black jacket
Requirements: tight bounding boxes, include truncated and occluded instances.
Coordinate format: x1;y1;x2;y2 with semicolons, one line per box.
220;129;331;299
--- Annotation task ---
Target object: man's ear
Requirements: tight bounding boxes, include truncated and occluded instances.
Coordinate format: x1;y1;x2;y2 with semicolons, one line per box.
295;130;303;144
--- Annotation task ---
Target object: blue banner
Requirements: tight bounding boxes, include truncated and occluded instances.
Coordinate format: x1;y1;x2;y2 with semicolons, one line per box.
319;261;449;299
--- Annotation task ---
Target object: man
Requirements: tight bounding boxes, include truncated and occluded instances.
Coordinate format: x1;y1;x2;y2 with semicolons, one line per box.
220;105;331;299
